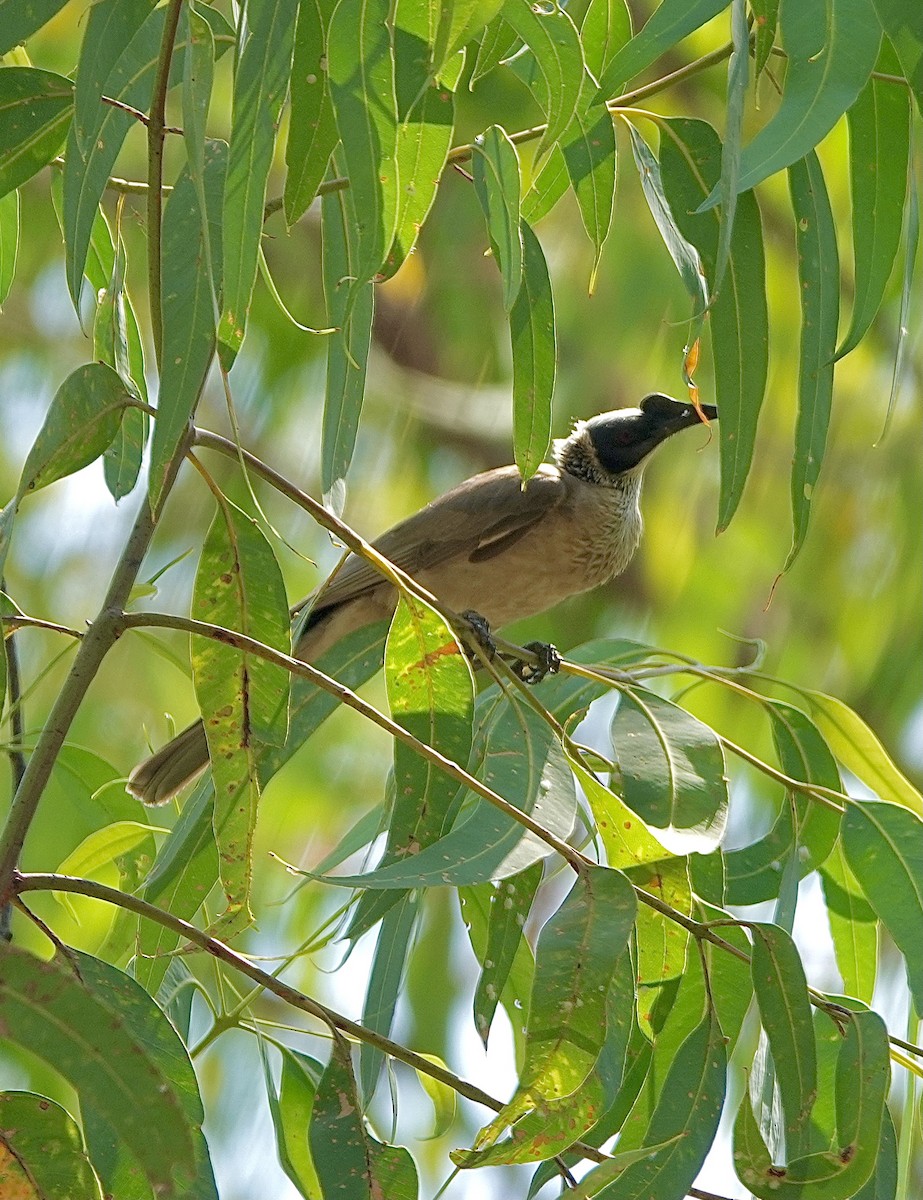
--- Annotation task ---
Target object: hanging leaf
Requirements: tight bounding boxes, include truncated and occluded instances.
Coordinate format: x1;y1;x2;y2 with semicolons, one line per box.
784;150;838;570
510;220;555;481
316;693;577;888
264;1046;324;1199
191;498;291;927
610;686;728;834
0;186;18;305
468;864;636;1146
870;0;923;114
571;1009;726;1199
148;141;227;512
383;0;460;279
284;0;339;225
628;122;709;332
0;946;200;1198
216;0;296;366
473;123;523;311
472;861;542;1048
321;169;375;511
0;67;73;200
699;0;881;209
734;1004;889;1200
0;0;75;52
836;50;911;359
326;0;399;286
502;0;584;155
0;1091;101;1200
358;893;419;1100
17;362;129;497
820;841;878;1004
842;799;923;1013
348;593;474;937
659;117;769;531
749;923;817;1159
310;1036;418;1199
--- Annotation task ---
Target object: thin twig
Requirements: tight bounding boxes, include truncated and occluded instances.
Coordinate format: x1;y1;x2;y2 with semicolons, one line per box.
101;94;182;135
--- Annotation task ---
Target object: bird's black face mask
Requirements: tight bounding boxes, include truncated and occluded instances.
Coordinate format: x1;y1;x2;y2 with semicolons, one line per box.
586;393;718;476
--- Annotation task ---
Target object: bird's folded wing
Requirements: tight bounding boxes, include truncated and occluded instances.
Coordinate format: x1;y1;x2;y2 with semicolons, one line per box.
307;464;566;614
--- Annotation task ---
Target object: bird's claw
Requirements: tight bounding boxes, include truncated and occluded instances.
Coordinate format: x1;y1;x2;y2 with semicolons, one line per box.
460;610;497;661
511;641;561;684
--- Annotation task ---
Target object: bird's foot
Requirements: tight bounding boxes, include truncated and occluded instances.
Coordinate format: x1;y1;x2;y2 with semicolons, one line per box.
460;610;497;662
511;641;561;684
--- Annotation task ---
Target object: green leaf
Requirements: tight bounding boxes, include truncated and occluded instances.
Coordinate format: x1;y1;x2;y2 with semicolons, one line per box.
713;0;748;294
750;923;817;1158
820;840;878;1003
837;56;910;359
17;362;129;498
0;67;72;201
433;0;505;69
192;498;291;926
521;143;569;225
321;171;375;511
594;0;727;101
735;1004;889;1200
321;693;576;888
768;700;840;868
454;1073;608;1167
510;220;555;481
0;946;199;1197
78;951;218;1200
628;121;709;330
629;857;692;1038
785;150;839;570
579;0;632;80
471;865;636;1144
0;1091;101;1199
610;686;728;833
470;14;518;86
62;3;233;310
310;1036;418;1200
565;745;674;870
701;0;881;209
751;0;779;79
503;0;584;155
461;879;535;1063
267;1047;324;1199
473;124;523;311
326;0;399;286
0;185;19;305
54;820;163;920
872;0;923;114
148;140;226;512
842;799;923;1012
572;1009;726;1198
92;222;148;501
698;899;752;1051
284;0;339;225
0;0;73;52
659;117;769;531
359;893;419;1099
216;0;295;366
349;594;474;936
71;0;154;151
181;4;214;199
790;688;923;814
383;1;460;279
472;862;542;1048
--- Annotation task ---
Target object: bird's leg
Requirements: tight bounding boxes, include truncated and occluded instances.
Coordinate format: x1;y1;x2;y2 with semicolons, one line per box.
459;610;497;664
510;641;561;685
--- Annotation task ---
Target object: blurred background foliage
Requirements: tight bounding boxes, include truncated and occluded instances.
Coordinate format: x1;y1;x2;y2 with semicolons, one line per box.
0;2;920;1195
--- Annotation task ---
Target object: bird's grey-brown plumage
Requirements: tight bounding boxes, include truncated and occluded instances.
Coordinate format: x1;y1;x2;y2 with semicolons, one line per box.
129;394;716;805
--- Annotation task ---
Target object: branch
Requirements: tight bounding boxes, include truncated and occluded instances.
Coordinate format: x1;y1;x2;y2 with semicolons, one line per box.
118;609;588;872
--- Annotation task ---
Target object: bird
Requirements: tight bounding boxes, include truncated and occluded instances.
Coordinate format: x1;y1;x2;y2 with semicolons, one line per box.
128;392;717;805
